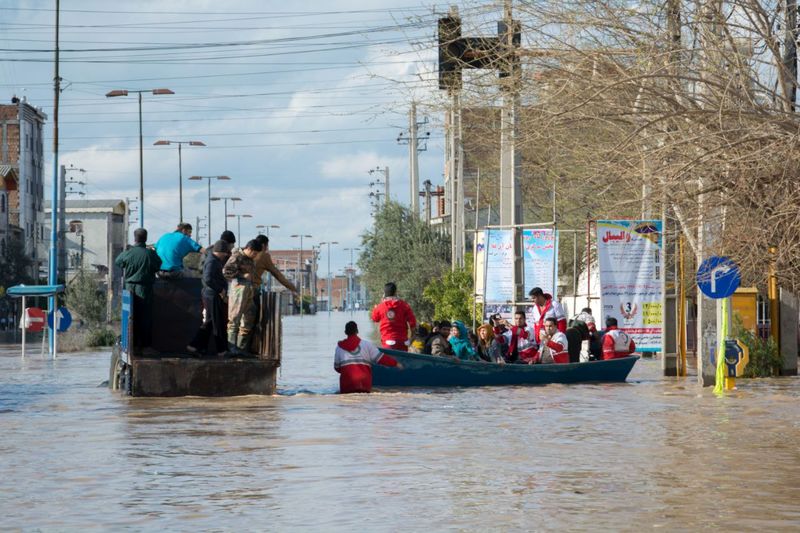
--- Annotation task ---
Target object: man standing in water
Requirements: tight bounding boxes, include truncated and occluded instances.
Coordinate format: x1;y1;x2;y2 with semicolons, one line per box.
115;228;162;355
370;282;416;351
334;321;401;393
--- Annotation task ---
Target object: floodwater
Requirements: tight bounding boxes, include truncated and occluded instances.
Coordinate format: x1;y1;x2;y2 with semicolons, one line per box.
1;311;800;531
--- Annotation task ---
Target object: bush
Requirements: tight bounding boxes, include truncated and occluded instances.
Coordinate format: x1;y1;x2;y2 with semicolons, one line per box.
733;316;782;378
65;273;107;326
422;254;482;324
87;328;117;347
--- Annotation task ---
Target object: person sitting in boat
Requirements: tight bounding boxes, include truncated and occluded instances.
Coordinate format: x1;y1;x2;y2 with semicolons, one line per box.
601;317;636;360
570;308;599;362
154;222;205;279
476;323;506;363
424;320;454;357
408;323;430;353
539;317;570;364
503;310;538;364
334;321;401;393
449;320;478;361
371;282;417;351
528;287;567;339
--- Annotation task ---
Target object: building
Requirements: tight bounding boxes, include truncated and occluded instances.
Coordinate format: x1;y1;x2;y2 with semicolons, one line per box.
316;274;349;311
269;248;319;313
0;165;20;253
44;199;128;315
0;96;47;276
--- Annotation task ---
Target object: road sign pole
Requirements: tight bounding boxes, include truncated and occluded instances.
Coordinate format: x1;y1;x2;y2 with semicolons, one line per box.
20;296;25;358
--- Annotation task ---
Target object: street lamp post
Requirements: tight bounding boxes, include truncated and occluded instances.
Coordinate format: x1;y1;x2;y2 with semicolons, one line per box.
290;234;312;317
154;139;206;223
189;175;230;242
210;195;242;232
227;213;252;242
319;241;339;315
343;247;361;312
256;224;280;237
106;88;174;227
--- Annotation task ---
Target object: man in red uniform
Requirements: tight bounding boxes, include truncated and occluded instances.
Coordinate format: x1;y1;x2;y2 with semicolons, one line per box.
334;321;400;393
528;287;567;339
370;282;416;351
601;317;636;360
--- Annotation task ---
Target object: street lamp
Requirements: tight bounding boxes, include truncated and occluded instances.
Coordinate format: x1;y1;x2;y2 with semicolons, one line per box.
256;224;280;237
343;247;361;312
210;195;242;232
226;213;252;242
106;87;174;226
153;139;206;223
290;234;312;317
319;241;339;315
189;175;230;242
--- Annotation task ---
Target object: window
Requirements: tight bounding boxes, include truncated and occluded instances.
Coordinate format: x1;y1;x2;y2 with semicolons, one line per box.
1;194;5;213
69;220;83;234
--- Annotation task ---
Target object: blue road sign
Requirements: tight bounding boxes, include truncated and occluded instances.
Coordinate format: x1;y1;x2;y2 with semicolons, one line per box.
697;256;741;299
121;290;131;353
47;306;72;332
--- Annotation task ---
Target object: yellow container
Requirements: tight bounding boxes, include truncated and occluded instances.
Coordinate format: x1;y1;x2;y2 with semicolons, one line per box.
732;287;758;334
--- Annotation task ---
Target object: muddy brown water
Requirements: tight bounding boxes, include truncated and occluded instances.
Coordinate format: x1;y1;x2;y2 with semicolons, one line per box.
1;311;799;530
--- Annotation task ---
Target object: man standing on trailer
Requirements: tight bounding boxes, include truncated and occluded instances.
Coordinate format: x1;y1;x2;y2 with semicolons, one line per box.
115;228;162;355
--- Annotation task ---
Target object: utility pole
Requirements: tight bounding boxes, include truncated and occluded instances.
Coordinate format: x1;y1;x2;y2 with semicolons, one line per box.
319;241;338;315
421;179;433;225
48;0;61;356
785;0;798;111
398;102;430;216
369;167;390;204
499;0;523;298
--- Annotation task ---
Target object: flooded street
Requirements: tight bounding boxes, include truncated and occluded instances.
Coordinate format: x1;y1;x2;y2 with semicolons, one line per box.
1;311;800;530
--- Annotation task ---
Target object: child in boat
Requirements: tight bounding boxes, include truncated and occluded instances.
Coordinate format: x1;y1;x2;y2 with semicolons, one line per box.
334;321;402;393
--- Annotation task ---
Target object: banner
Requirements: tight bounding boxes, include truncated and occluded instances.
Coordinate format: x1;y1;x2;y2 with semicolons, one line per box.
522;228;558;298
484;229;515;303
474;230;486;301
597;220;663;352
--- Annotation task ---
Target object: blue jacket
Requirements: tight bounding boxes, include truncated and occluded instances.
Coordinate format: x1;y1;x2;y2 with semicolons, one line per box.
155;231;202;271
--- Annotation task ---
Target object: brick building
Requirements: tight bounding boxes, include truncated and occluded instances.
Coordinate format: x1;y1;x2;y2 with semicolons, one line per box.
0;96;47;276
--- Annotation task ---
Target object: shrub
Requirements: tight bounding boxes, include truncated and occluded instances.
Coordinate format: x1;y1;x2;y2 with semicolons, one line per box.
733;316;782;378
86;328;117;347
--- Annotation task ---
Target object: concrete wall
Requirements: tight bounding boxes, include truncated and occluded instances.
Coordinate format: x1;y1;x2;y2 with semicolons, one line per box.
780;288;798;376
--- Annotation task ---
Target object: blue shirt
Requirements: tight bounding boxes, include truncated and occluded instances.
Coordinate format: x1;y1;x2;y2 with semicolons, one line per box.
155;232;202;271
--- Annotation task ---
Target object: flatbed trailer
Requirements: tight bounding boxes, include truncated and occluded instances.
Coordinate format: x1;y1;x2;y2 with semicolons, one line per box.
109;278;282;397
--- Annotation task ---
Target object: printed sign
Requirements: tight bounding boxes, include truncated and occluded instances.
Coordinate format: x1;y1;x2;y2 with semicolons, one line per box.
522;228;558;298
597;220;664;352
484;229;515;303
47;307;72;333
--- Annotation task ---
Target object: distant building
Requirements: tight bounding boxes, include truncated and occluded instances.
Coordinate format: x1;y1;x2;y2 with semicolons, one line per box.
0;165;20;253
44;199;128;315
0;96;47;276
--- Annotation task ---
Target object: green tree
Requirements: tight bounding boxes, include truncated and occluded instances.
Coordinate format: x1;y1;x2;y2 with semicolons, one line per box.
422;254;481;324
359;201;450;320
64;272;106;326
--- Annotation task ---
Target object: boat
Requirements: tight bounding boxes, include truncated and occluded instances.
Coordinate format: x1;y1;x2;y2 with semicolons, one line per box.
372;348;639;387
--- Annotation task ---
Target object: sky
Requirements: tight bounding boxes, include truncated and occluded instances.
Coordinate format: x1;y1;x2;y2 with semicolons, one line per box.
0;0;497;275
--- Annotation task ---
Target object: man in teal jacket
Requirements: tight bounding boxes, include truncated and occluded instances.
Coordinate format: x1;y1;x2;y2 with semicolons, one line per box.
115;228;162;354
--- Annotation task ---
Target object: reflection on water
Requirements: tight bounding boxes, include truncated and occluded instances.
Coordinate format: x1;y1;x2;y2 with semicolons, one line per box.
1;311;799;530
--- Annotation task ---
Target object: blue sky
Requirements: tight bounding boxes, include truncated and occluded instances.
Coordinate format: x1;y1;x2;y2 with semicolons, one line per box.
0;0;485;275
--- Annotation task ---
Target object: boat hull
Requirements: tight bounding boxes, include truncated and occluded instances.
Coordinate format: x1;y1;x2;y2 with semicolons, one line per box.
372;349;639;387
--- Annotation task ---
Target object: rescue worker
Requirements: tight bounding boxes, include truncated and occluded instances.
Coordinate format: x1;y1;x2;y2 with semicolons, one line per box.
187;240;231;357
528;287;567;339
503;310;538;364
114;228;162;355
334;321;401;393
539;317;570;364
154;222;205;279
601;316;636;360
370;282;416;351
223;239;262;355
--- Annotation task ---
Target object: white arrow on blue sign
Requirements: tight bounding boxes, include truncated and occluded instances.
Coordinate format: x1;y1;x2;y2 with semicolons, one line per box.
47;306;73;333
696;256;741;299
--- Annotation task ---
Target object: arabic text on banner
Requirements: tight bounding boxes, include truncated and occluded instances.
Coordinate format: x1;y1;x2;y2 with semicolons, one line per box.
522;228;558;298
484;229;515;303
474;230;486;301
597;220;663;352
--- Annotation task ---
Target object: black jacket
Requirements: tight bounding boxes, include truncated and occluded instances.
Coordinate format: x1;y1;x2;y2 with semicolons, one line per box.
202;253;227;294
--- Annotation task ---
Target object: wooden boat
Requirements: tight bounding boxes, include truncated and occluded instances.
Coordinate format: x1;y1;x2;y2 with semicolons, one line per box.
372;349;639;387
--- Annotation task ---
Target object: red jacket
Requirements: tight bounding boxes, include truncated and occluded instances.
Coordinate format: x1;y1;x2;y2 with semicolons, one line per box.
601;326;636;360
371;297;416;348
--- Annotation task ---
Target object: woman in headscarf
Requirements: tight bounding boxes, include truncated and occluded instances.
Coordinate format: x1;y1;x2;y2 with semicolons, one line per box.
449;320;478;361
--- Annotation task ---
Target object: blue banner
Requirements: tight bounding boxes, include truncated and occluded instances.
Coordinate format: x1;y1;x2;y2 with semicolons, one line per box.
522;228;558;298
